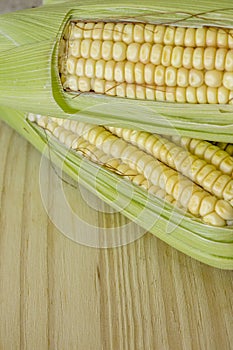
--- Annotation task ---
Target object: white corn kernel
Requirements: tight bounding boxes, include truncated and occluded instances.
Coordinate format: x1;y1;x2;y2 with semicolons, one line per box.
204;48;216;70
183;47;194;69
215;48;227;71
218;86;230;104
154;25;165;43
78;77;91;92
122;23;134;44
225;50;233;71
69;40;81;57
165;66;177;87
71;23;84;39
92;22;104;40
189;69;204;87
90;40;102;60
144;63;155;84
94;79;105;93
184;28;195;47
206;27;217;46
164;27;175;45
150;44;163;65
177;68;189;87
127;43;141;62
95;59;105;79
134;24;144;43
66;56;77;74
104;60;115;81
113;42;127;61
205;70;223;88
223;72;233;90
116;82;127;97
195;27;207;47
103;23;114;40
174;27;185;46
105;81;116;96
83;23;94;39
114;62;125;83
85;58;95;78
139;43;152;64
171;46;184;68
80;39;92;58
102;40;113;60
193;48;204;70
217;29;228;48
161;45;173;66
113;23;125;41
126;84;136;99
144;24;155;42
125;61;135;83
76;58;85;76
154;65;166;86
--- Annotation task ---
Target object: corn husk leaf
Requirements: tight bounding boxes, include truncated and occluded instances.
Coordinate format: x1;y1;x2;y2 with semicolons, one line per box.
1;1;233;141
1;105;233;269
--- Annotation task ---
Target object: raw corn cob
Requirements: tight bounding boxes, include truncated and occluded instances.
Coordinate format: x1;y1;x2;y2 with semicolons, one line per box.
28;113;233;227
60;20;233;104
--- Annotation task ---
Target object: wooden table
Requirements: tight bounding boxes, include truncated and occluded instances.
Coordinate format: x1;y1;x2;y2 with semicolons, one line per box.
0;118;233;350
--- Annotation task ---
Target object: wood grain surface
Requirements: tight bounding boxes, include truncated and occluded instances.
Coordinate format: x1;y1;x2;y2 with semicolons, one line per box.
0;118;233;350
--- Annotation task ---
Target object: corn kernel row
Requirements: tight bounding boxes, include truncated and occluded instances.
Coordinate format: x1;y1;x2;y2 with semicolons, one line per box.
68;39;233;72
62;74;233;104
64;55;232;90
169;135;233;175
70;22;233;49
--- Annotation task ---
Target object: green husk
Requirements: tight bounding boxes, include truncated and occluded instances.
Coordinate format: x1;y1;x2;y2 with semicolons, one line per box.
1;105;233;269
1;0;233;141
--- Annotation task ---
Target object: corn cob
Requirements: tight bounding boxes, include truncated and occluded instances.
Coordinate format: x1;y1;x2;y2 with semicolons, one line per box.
29;114;233;227
60;21;233;104
29;113;180;206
